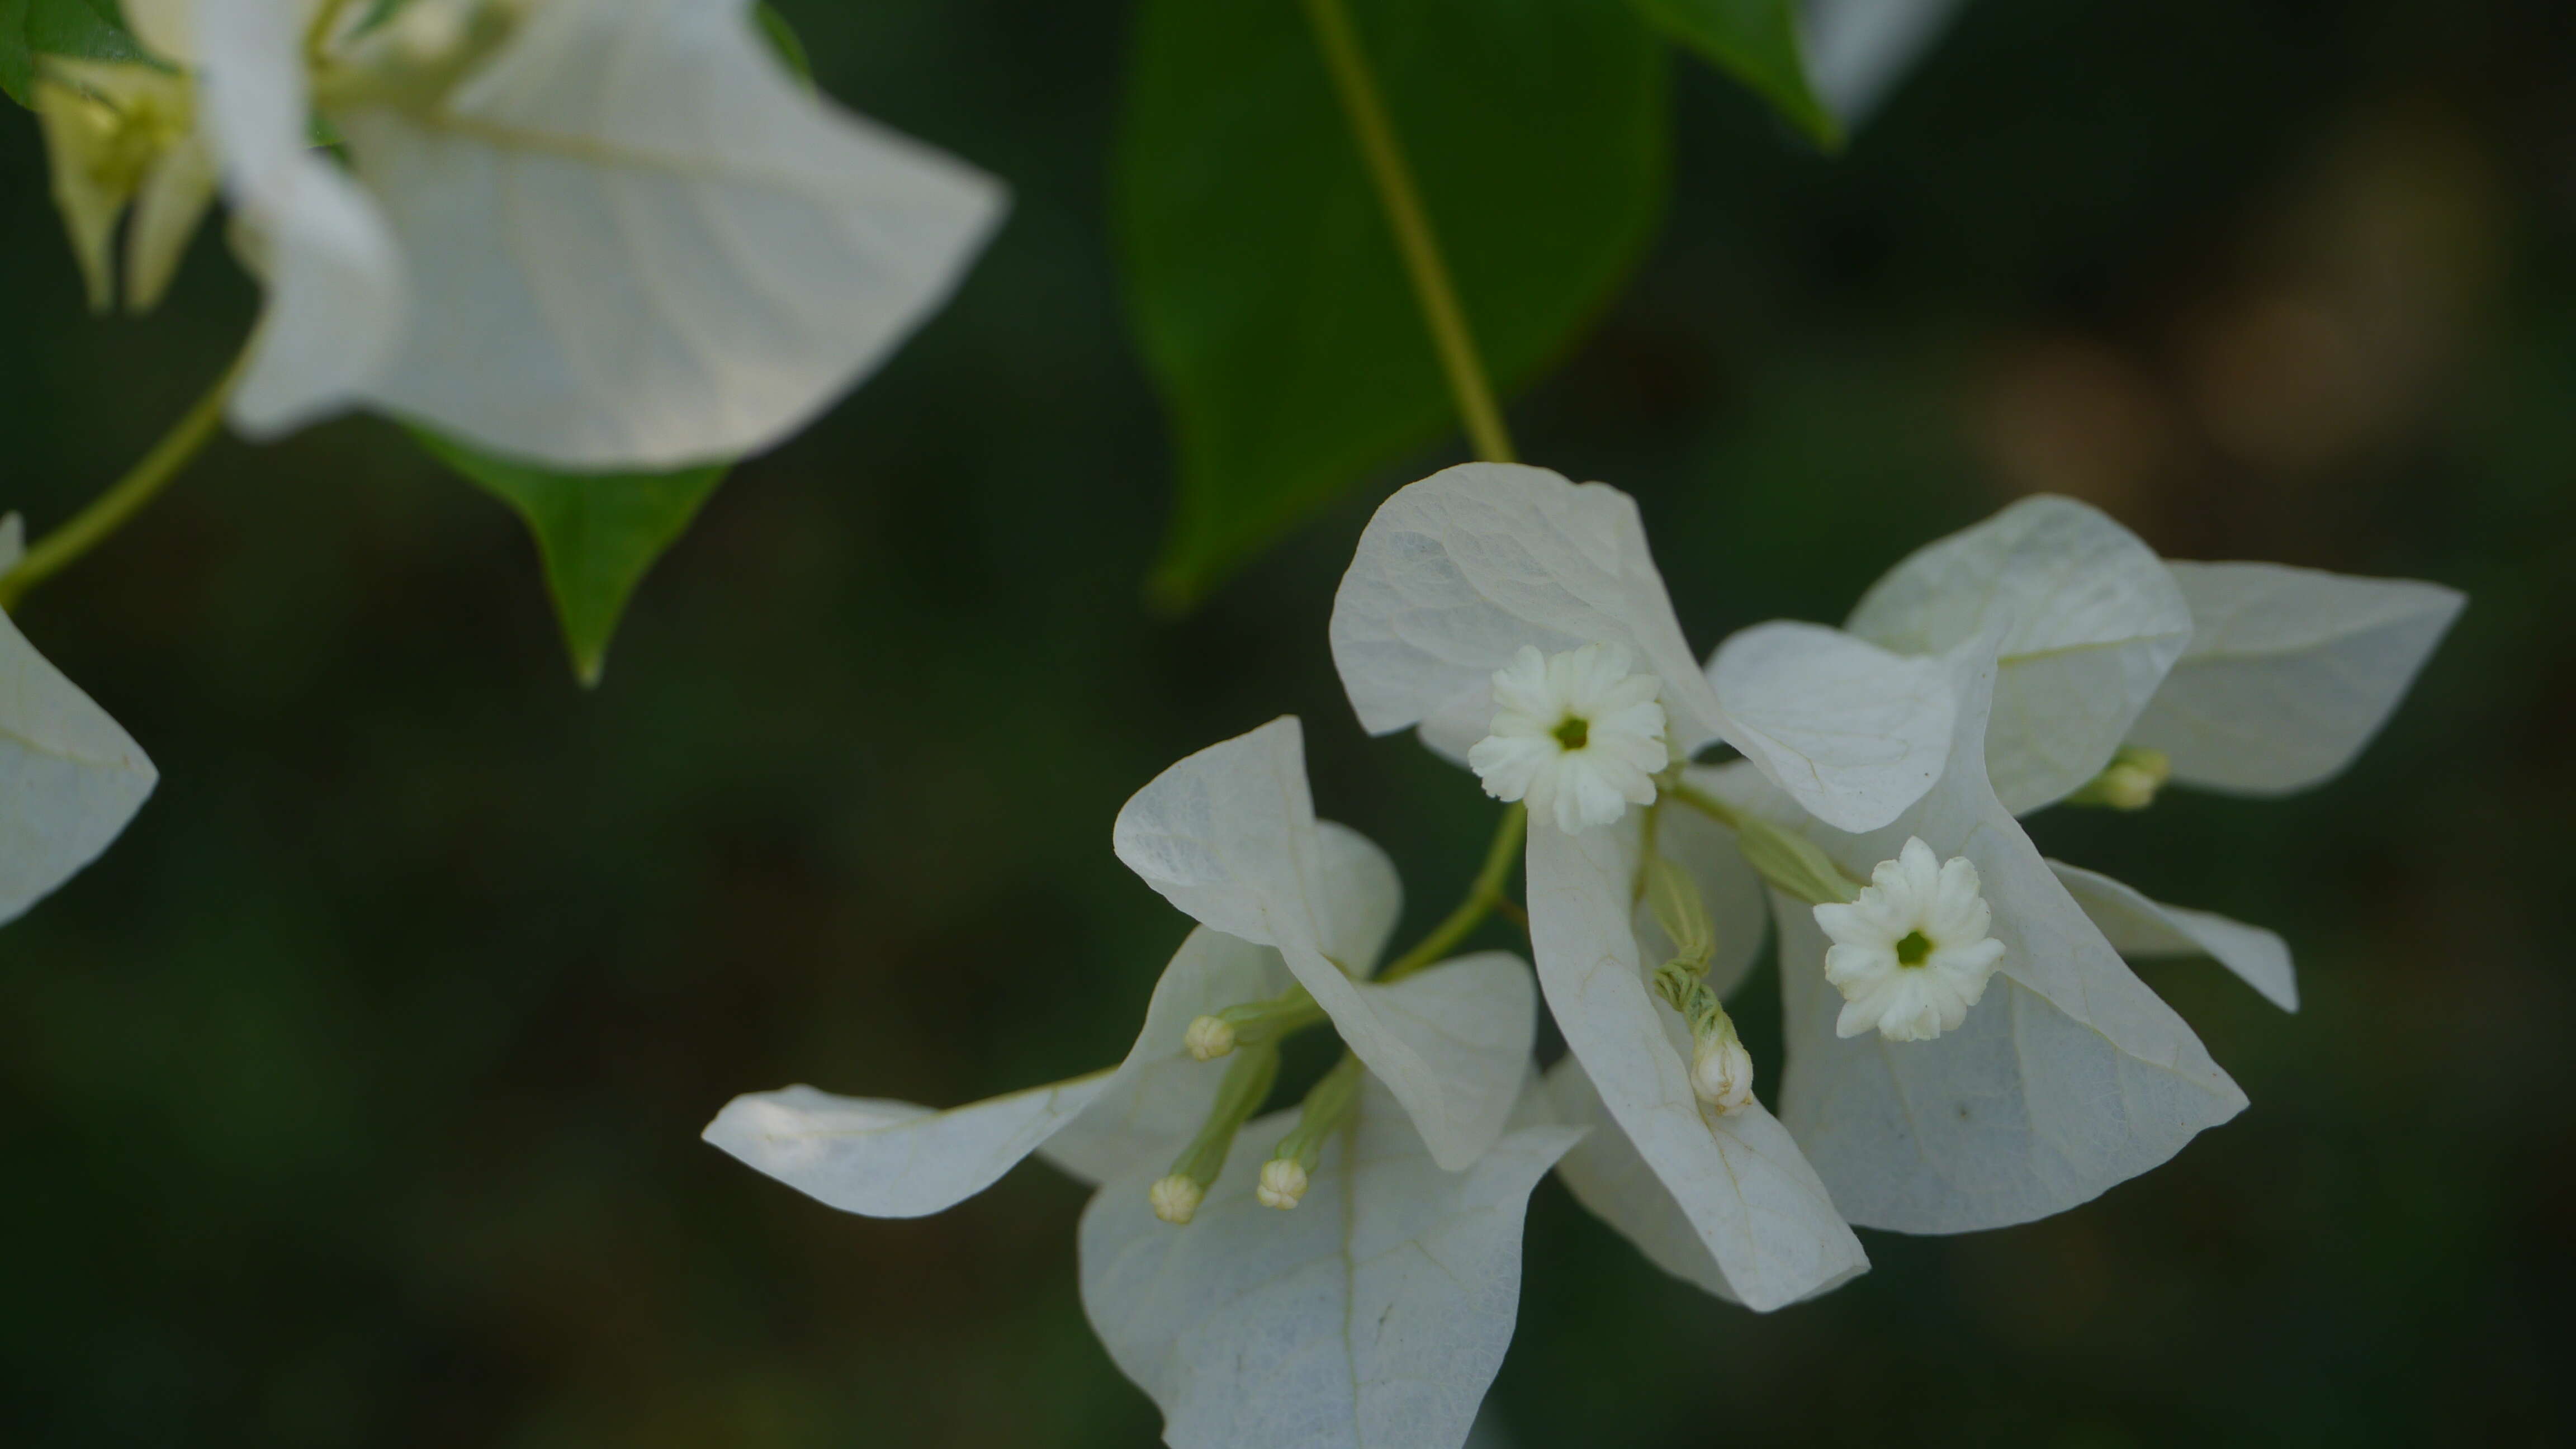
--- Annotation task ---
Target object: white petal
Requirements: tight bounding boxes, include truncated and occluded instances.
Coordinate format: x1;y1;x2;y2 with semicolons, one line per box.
329;0;1005;467
2126;561;2463;796
1078;1078;1580;1449
1730;647;2246;1233
0;611;160;926
701;1076;1112;1220
704;923;1292;1215
1328;463;1725;759
1846;495;2192;813
1633;792;1769;1001
1543;1057;1862;1306
1526;820;1867;1310
1704;620;1955;832
1;513;22;573
192;0;407;437
2048;861;2298;1012
1112;718;1536;1169
1314;820;1402;977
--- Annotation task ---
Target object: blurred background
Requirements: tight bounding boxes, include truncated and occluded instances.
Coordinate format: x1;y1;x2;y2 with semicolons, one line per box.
4;0;2572;1443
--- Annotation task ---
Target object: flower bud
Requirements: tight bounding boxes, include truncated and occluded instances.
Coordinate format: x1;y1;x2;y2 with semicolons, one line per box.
1254;1158;1310;1211
1183;1014;1236;1062
1149;1173;1205;1225
1690;1031;1755;1115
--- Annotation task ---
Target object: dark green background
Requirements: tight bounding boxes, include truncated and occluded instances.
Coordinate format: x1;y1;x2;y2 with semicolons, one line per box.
4;0;2569;1443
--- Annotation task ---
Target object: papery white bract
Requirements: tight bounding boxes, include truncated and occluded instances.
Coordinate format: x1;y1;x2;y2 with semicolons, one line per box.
1697;643;2247;1234
1080;1078;1579;1449
1525;817;1867;1309
0;590;161;927
2127;561;2464;796
1846;494;2193;815
2050;860;2298;1012
1330;461;1955;834
1112;717;1537;1171
139;0;1006;468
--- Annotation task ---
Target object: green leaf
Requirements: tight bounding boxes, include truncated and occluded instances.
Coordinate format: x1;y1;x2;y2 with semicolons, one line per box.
412;430;726;688
1631;0;1838;147
754;2;812;87
1;0;150;107
1118;0;1666;607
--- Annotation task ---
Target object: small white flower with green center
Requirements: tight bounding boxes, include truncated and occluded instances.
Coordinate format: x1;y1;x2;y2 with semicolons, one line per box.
1466;642;1669;832
707;718;1572;1449
93;0;1005;468
1813;837;2006;1041
0;514;162;930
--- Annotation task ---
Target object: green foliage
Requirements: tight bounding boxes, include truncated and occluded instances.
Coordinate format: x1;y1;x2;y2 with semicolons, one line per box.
755;1;812;86
412;430;726;689
1117;0;1666;607
0;0;149;107
1632;0;1839;146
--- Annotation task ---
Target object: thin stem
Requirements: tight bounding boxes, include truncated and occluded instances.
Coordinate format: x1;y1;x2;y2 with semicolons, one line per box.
1381;803;1526;982
1268;1051;1366;1173
1166;1043;1281;1189
1299;0;1516;465
0;354;242;612
1668;780;1742;830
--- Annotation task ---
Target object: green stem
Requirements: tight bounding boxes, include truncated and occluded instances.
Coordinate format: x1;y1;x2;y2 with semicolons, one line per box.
1380;803;1526;983
1167;1042;1281;1188
1269;1050;1366;1173
1299;0;1517;465
0;354;241;612
1668;780;1741;829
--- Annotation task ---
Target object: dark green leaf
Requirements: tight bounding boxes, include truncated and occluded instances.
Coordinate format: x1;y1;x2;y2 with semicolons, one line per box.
1631;0;1839;146
755;2;812;87
2;0;150;107
413;430;727;688
1118;0;1666;607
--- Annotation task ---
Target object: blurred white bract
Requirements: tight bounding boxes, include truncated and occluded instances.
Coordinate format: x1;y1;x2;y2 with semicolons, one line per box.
67;0;1007;469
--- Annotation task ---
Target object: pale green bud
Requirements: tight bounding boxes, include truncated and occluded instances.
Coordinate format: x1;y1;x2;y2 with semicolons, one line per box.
1733;815;1864;907
1254;1158;1310;1211
2065;746;2172;811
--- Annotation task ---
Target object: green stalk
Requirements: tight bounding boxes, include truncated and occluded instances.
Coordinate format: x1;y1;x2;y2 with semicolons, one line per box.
1380;804;1526;982
1299;0;1517;465
0;354;241;612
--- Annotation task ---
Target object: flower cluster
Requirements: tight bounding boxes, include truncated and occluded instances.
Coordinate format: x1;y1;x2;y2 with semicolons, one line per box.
708;462;2460;1444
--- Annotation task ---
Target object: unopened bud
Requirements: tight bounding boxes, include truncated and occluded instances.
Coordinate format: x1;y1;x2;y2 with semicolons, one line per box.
2067;746;2171;811
1254;1158;1310;1210
1149;1173;1205;1225
1690;1031;1756;1115
1183;1014;1236;1062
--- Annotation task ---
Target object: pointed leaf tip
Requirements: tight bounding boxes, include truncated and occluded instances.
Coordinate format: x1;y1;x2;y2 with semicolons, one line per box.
413;428;727;686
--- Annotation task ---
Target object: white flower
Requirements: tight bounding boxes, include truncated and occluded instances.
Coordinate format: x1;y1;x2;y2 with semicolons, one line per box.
1840;493;2460;1020
119;0;1004;468
708;721;1565;1449
1112;717;1536;1171
1466;642;1667;832
1081;1079;1577;1449
1813;837;2005;1041
1330;462;1967;1310
0;519;161;929
1684;643;2248;1234
1845;494;2193;815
